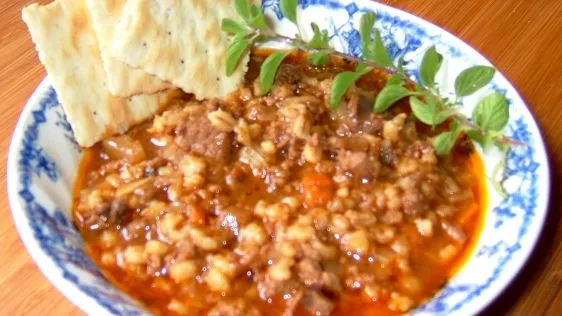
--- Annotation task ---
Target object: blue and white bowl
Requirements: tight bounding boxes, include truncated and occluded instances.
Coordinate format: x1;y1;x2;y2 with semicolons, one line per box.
8;0;550;315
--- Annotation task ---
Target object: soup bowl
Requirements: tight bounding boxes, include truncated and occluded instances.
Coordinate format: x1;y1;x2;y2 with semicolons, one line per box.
8;0;550;315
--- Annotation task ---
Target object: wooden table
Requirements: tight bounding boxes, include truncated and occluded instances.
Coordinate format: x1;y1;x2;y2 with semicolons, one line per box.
0;0;560;315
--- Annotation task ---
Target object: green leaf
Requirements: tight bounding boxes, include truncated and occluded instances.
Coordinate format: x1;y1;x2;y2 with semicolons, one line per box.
307;23;329;49
454;65;496;96
226;37;251;76
321;30;329;47
248;5;268;30
372;30;393;67
467;128;499;150
280;0;298;24
434;111;452;125
373;85;418;113
410;96;434;124
433;131;456;155
259;51;290;95
221;18;250;34
308;50;330;65
352;62;365;74
481;133;495;150
472;92;509;131
419;46;443;87
410;96;450;125
386;75;402;86
492;156;508;198
330;68;369;108
433;122;460;155
359;12;375;59
466;128;484;145
234;0;252;21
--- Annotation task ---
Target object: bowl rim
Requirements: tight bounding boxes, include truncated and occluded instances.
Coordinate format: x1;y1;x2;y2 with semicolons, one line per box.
376;3;552;314
7;77;109;316
8;1;552;314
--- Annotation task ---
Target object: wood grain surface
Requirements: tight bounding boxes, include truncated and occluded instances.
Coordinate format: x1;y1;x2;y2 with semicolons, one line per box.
0;0;560;315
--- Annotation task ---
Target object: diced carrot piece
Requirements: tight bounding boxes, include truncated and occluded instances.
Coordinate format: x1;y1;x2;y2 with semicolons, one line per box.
301;171;334;207
188;204;207;225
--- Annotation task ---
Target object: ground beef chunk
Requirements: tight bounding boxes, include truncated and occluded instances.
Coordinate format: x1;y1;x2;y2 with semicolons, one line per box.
275;64;303;85
265;120;292;148
337;150;381;180
174;112;233;162
297;259;341;293
402;190;426;216
255;273;302;301
245;100;276;122
81;202;110;230
80;199;129;230
108;199;128;224
360;113;385;134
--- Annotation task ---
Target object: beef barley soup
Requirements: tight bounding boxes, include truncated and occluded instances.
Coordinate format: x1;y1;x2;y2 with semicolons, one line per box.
73;51;487;315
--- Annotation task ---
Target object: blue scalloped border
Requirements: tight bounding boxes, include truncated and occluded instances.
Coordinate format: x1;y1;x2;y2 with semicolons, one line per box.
12;1;542;315
17;87;142;316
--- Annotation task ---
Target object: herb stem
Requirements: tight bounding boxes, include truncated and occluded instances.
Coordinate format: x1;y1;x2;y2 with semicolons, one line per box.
255;31;402;74
452;114;524;146
252;29;524;148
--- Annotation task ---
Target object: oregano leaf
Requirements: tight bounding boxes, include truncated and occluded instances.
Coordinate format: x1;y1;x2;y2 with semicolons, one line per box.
308;50;330;65
280;0;298;24
455;65;496;96
466;129;484;145
359;12;375;60
472;92;509;131
234;0;252;22
307;23;328;49
259;51;290;95
433;132;455;155
386;75;402;86
330;65;371;108
221;18;250;35
249;5;268;30
226;37;251;76
373;85;419;113
356;61;369;73
373;30;393;67
410;96;436;125
420;46;443;87
433;122;460;155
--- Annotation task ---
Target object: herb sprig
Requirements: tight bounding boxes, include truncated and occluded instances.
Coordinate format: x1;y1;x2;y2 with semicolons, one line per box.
222;0;520;195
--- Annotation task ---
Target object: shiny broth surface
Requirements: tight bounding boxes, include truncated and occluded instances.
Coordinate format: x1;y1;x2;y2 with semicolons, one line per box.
73;51;486;315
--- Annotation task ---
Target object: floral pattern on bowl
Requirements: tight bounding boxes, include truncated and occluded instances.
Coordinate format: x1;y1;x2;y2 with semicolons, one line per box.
8;1;550;315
